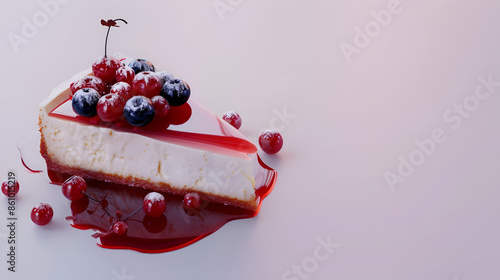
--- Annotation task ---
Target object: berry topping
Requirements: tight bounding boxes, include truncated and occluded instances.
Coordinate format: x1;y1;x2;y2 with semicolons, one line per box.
31;203;54;226
132;71;162;98
124;96;155;127
1;179;19;197
222;111;242;129
160;79;191;107
72;88;100;117
183;193;201;210
156;71;174;87
92;56;122;84
61;175;87;201
112;221;128;235
70;76;106;96
115;66;135;85
143;192;166;217
128;59;155;74
258;129;283;154
97;94;126;123
151;96;170;118
110;82;133;101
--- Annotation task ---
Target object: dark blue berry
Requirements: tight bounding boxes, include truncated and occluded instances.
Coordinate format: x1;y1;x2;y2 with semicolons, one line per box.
128;59;155;74
72;88;100;117
156;71;174;87
160;79;191;107
123;96;155;127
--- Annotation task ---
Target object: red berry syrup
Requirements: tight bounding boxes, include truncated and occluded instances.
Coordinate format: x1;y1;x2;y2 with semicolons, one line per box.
48;154;276;253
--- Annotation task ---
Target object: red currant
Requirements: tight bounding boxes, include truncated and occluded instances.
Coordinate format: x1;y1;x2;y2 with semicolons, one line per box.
222;111;242;129
61;175;87;201
97;94;126;123
143;192;166;217
31;203;54;226
115;66;135;85
92;56;122;84
151;96;170;118
258;129;283;154
110;82;134;101
1;179;19;197
70;76;106;96
183;193;201;210
112;221;128;235
132;71;162;98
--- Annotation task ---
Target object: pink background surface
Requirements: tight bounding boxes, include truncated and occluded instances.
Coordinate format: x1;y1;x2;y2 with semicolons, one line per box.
1;0;500;279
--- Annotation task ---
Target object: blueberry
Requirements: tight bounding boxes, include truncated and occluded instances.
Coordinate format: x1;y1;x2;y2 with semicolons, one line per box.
128;59;155;74
123;96;155;127
156;71;174;87
72;88;100;117
160;79;191;107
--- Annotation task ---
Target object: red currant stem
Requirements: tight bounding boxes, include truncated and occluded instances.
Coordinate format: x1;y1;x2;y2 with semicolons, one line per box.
87;193;108;214
104;26;111;58
83;192;100;202
123;206;143;221
103;18;128;58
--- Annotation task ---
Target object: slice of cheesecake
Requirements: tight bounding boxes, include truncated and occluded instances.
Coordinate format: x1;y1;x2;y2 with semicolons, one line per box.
39;69;261;210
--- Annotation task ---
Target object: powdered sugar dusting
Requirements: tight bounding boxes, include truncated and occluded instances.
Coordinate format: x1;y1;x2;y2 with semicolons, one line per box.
36;202;52;210
225;110;238;118
145;192;165;202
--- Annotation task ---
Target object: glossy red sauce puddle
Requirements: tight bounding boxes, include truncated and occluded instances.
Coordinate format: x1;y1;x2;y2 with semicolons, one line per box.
41;155;276;254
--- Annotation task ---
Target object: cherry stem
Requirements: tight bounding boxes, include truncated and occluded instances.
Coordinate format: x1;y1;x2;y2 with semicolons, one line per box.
123;206;143;221
104;18;128;58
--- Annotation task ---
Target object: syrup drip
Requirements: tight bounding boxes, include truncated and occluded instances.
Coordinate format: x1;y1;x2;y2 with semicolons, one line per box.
47;155;276;253
20;157;43;173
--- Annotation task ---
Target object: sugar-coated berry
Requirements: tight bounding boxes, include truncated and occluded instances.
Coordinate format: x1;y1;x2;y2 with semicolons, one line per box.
151;96;170;118
160;79;191;107
258;129;283;154
113;221;128;235
97;94;126;123
70;76;106;96
183;193;201;210
72;88;101;117
156;71;174;87
143;192;166;217
110;82;133;101
128;59;155;74
124;96;155;126
92;56;122;84
1;179;19;197
61;175;87;201
115;66;135;85
222;111;242;129
31;203;54;226
132;71;162;98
